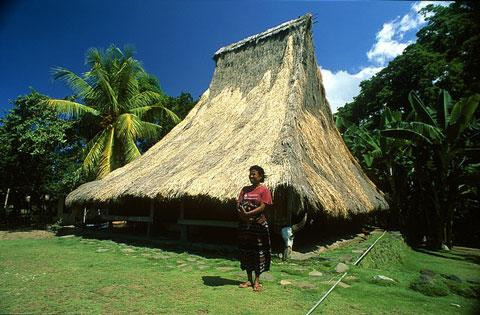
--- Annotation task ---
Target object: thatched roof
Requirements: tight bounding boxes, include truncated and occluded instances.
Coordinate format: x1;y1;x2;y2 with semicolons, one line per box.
66;14;388;217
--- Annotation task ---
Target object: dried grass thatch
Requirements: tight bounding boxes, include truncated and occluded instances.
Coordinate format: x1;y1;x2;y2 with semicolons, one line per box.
66;14;388;222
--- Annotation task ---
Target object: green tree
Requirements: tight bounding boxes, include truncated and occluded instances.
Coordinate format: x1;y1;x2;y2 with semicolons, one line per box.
338;2;480;127
335;2;480;248
0;91;83;212
137;92;197;153
43;45;180;179
382;90;480;248
337;108;413;229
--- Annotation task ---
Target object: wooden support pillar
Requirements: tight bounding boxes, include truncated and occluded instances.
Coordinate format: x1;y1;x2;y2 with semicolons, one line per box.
83;207;87;224
106;208;112;231
4;188;10;209
56;195;65;221
147;200;154;237
179;201;187;242
287;189;294;227
283;189;295;260
71;206;81;225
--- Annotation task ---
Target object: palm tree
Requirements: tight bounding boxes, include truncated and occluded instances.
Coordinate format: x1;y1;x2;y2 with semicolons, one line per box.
43;45;180;179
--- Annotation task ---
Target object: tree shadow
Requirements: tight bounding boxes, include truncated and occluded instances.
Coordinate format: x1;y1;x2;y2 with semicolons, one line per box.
414;247;480;265
202;276;242;287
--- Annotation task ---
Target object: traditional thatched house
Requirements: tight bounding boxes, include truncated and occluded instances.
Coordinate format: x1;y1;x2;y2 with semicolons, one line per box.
66;14;388;252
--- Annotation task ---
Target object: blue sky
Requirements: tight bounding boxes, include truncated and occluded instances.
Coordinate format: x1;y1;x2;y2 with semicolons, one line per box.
0;1;448;115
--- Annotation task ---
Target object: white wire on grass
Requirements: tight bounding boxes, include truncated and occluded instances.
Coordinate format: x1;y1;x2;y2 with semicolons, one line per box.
305;230;387;315
305;272;347;315
353;230;387;266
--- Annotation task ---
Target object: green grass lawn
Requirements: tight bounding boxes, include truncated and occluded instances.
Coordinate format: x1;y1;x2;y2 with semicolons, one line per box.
0;230;478;314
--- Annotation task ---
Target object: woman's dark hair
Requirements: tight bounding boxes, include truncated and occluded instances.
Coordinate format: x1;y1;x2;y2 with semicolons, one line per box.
249;165;266;182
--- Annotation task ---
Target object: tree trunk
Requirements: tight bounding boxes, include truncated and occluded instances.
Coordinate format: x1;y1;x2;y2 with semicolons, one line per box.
431;214;444;249
423;199;431;243
386;164;401;228
446;208;454;249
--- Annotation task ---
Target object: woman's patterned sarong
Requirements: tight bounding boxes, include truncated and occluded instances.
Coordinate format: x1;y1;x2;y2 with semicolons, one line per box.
238;220;271;274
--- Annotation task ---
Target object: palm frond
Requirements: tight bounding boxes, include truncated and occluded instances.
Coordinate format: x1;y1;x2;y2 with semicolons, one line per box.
86;47;119;114
91;63;119;113
115;113;163;141
122;134;141;164
114;113;144;164
127;105;156;119
115;113;143;140
82;129;108;175
109;45;124;60
52;67;94;98
158;105;181;124
136;120;163;141
122;45;136;59
114;59;143;108
86;48;103;69
97;127;115;179
127;91;166;110
41;99;100;118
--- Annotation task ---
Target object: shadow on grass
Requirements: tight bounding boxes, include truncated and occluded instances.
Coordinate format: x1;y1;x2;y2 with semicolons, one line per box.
413;247;480;265
0;225;50;233
56;226;240;262
202;276;242;287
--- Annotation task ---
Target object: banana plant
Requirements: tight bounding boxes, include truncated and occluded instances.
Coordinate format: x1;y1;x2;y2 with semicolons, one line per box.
339;107;413;229
382;90;480;248
382;90;479;146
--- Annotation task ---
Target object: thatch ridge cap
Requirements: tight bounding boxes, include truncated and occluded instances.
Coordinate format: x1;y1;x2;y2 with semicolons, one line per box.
213;13;311;58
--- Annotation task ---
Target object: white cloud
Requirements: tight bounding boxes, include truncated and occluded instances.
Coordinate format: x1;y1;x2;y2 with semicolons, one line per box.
399;13;421;33
324;1;452;113
377;22;395;41
366;26;410;66
412;1;450;13
367;18;415;66
367;1;453;66
412;1;452;21
412;1;431;12
321;66;383;113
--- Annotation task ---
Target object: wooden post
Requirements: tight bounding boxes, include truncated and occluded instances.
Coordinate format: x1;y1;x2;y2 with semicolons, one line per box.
147;200;154;237
106;208;112;231
283;189;295;260
179;201;187;242
56;195;65;221
83;207;87;224
287;189;294;226
4;188;10;209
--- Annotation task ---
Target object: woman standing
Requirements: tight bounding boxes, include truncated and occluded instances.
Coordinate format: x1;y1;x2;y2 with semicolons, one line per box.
236;165;273;292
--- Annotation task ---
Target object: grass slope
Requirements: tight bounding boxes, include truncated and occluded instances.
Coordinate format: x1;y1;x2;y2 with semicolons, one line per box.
0;230;478;314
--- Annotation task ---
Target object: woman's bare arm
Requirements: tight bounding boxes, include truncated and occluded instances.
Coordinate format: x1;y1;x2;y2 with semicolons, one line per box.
245;201;266;217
